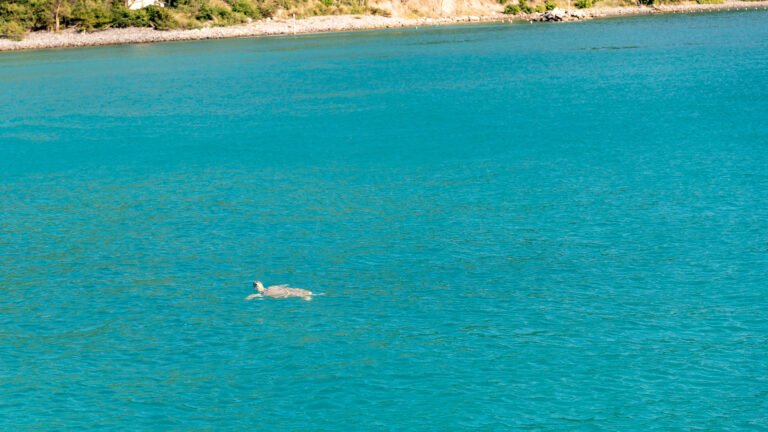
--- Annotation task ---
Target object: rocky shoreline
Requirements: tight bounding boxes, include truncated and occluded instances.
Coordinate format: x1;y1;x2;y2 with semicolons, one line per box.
1;1;767;52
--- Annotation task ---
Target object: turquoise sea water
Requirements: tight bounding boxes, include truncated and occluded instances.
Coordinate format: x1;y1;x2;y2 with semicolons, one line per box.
2;10;768;430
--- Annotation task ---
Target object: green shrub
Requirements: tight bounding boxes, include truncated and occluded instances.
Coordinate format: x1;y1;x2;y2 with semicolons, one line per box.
534;5;545;12
111;6;133;27
575;0;593;8
196;1;238;24
213;6;232;21
503;3;520;13
196;2;215;20
32;1;55;30
696;0;723;3
229;0;261;18
545;0;556;10
0;2;34;29
518;0;534;13
0;20;27;40
111;4;152;28
145;5;177;29
71;0;113;30
213;6;235;25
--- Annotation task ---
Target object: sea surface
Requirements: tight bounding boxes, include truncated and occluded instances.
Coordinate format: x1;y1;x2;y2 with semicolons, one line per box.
1;10;767;430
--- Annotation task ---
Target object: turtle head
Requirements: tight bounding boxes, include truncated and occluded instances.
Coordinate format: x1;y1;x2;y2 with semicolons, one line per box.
253;281;265;292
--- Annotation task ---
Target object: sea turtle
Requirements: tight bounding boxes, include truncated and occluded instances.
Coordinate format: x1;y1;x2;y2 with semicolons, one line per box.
246;280;315;301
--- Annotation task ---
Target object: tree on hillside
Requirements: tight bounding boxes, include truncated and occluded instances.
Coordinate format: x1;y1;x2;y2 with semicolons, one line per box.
49;0;72;31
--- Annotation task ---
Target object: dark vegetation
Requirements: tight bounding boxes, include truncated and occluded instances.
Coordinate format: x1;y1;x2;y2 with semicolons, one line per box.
0;0;373;39
501;0;556;14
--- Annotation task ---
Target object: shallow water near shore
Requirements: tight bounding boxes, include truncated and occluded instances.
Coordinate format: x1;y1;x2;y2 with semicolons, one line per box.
2;11;768;430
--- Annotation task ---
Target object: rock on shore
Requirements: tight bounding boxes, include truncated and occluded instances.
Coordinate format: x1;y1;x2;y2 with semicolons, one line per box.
534;7;588;21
